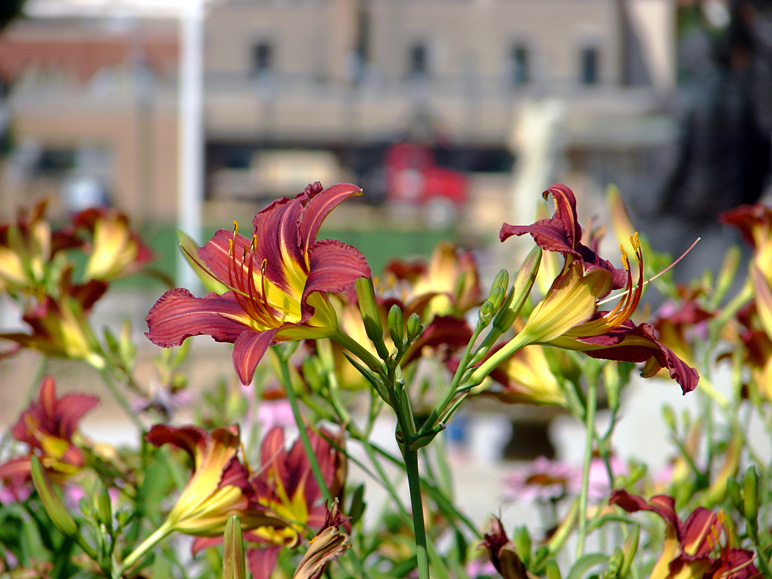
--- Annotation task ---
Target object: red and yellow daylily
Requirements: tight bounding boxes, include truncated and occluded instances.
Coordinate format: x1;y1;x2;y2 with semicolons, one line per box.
0;268;107;366
72;207;154;281
473;185;698;394
146;182;371;385
0;375;98;497
0;201;81;299
610;490;759;579
124;424;290;571
188;426;347;579
383;240;482;318
484;343;568;407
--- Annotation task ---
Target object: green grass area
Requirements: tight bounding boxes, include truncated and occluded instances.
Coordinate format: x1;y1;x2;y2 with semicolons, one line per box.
129;223;455;290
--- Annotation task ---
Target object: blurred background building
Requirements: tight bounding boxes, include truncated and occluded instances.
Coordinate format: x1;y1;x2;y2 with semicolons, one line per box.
0;0;679;233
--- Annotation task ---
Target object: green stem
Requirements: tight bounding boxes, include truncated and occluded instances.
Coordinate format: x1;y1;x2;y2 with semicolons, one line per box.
576;377;597;557
275;348;332;504
120;520;173;573
331;329;382;372
418;325;483;436
404;448;431;579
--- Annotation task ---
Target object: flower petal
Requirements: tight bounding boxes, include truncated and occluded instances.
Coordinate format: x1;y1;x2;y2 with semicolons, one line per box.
305;239;370;297
145;288;251;347
233;330;276;385
297;183;362;251
501;184;626;288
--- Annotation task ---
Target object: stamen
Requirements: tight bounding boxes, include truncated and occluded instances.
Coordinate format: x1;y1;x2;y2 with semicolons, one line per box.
598;237;700;307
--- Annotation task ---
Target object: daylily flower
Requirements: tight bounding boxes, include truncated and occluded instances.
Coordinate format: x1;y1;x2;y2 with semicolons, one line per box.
609;489;759;579
482;184;698;394
124;424;291;571
0;375;98;498
250;426;346;542
72;207;154;281
191;426;347;579
383;240;482;318
720;203;772;281
144;424;287;537
0;268;106;366
484;343;568;407
146;182;371;385
0;200;81;299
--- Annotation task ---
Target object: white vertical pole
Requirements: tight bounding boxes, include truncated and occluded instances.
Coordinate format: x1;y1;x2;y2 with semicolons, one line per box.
176;0;204;292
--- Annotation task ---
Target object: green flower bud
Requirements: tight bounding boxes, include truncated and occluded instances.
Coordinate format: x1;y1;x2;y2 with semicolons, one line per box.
493;247;541;333
602;547;624;579
407;313;423;342
96;482;113;530
488;269;510;307
30;456;78;536
478;300;495;327
620;524;639;578
222;515;247;579
727;477;744;514
388;304;404;349
744;465;759;532
355;277;390;359
545;558;562;579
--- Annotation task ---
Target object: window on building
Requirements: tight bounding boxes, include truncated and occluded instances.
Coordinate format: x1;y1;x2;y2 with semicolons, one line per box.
510;44;530;86
580;46;600;85
408;43;428;78
251;42;273;78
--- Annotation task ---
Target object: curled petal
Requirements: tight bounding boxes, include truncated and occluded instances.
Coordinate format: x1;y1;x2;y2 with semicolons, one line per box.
501;184;626;288
305;239;370;297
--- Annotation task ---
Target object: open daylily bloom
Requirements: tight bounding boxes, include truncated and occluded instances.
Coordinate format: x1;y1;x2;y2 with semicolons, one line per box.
72;207;154;281
146;182;371;385
488;184;698;395
144;425;289;537
124;425;290;572
485;344;567;407
0;376;98;498
191;426;347;579
721;204;772;282
250;426;346;542
383;240;482;318
0;201;81;298
0;269;107;365
610;490;759;579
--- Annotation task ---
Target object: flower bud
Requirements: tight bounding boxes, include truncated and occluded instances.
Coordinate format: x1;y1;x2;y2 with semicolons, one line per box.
744;465;759;532
488;269;510;307
478;300;495;327
406;313;423;342
661;405;677;432
96;482;113;530
355;277;390;359
602;547;624;579
545;559;562;579
493;247;541;334
727;477;744;514
30;456;78;536
222;515;247;579
388;304;404;349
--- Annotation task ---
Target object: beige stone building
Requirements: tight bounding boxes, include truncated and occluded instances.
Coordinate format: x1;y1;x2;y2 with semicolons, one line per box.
0;0;676;221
